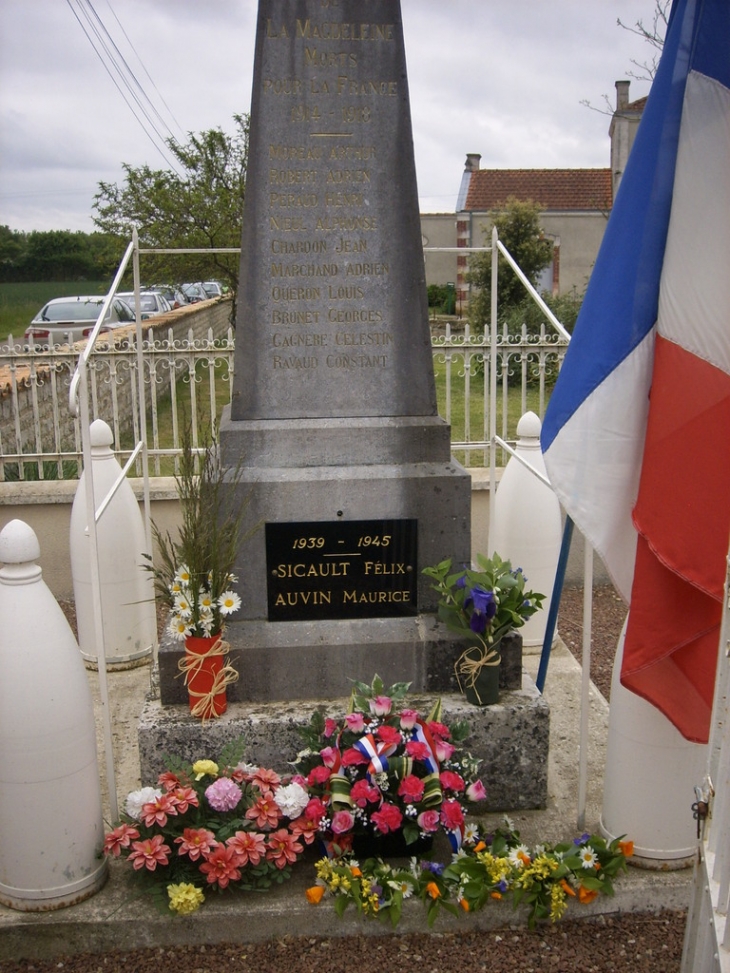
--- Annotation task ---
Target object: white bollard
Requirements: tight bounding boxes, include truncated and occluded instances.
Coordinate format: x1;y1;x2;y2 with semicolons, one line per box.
600;619;707;867
489;412;562;646
0;519;107;910
70;419;156;668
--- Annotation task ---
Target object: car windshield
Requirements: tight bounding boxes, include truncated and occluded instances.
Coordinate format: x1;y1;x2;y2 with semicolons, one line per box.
40;300;104;322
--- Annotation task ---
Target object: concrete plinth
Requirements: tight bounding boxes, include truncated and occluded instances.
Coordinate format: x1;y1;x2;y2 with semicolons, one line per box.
140;673;549;812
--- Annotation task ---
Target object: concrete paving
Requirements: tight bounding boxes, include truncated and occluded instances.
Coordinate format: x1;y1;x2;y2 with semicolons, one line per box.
0;643;693;962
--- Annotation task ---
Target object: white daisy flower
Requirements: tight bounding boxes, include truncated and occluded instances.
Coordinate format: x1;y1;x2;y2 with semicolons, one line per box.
199;590;214;611
174;594;193;617
580;847;598;869
463;823;480;844
508;844;530;867
169;616;193;641
218;590;241;615
175;564;192;585
387;879;414;898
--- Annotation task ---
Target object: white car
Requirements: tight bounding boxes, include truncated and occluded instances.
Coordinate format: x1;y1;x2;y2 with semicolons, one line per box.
116;291;172;320
24;295;136;347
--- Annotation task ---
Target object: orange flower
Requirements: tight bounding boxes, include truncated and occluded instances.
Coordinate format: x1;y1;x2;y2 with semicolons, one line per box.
578;885;598;904
490;891;503;900
306;886;325;905
426;881;441;899
517;851;531;866
350;866;362;878
618;840;634;857
474;841;486;853
560;879;576;897
459;898;470;911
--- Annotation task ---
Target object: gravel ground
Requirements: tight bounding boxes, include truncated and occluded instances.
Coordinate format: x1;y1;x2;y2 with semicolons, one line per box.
1;586;688;973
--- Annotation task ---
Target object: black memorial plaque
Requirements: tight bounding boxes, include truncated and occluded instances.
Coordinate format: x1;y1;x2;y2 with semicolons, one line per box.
266;519;417;621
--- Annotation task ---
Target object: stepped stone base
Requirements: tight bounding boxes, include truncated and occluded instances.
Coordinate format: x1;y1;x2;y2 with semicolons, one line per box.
138;673;549;812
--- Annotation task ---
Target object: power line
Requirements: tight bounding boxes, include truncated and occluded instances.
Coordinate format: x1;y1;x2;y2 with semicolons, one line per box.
65;0;182;174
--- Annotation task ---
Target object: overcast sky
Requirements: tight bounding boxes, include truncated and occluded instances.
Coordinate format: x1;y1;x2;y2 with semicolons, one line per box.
0;0;659;234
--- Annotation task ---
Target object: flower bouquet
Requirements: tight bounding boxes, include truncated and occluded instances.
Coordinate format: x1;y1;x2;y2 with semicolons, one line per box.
423;553;545;705
306;820;633;929
293;675;487;858
103;739;311;915
144;428;257;718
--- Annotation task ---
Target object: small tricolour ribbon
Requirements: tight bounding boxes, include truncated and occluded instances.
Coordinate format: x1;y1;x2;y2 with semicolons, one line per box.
354;732;399;776
177;637;239;722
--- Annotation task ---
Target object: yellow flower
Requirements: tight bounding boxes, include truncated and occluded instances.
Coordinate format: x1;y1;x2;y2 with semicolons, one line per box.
306;886;325;905
192;759;219;780
550;883;568;921
167;883;204;915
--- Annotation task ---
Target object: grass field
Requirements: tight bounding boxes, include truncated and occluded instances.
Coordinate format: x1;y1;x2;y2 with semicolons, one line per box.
0;280;109;344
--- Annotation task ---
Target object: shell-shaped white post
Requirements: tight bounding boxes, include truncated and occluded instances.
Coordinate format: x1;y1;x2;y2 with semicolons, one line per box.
0;519;107;910
70;419;156;667
489;412;562;647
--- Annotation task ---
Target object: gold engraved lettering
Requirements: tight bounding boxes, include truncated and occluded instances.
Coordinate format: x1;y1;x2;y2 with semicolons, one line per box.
328;146;376;161
328;308;383;323
271;285;322;301
342;590;410;604
328;284;364;300
271;262;338;278
325;192;364;207
272;356;319;369
335;331;393;346
327;169;370;185
296;21;394;42
271;240;327;254
269;169;317;185
363;562;406;575
344;262;389;276
270;145;322;161
305;47;357;68
273;333;327;347
274;591;332;607
274;562;350;578
263;78;303;95
334;237;367;253
309;78;330;94
316;216;377;231
269;216;308;231
336;76;398;96
271;310;321;325
266;20;289;38
269;192;318;207
326;354;388;368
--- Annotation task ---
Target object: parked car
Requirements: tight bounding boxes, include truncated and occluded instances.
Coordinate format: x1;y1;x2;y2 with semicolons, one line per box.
201;280;224;298
148;284;188;309
24;295;136;347
181;282;209;303
116;291;172;319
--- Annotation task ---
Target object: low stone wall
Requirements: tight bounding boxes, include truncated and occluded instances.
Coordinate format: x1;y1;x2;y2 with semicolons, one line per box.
0;297;232;461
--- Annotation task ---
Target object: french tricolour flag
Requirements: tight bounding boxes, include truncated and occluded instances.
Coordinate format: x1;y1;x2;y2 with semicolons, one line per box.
541;0;730;744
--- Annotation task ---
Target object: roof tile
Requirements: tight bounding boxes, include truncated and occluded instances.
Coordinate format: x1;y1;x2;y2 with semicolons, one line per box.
464;168;612;213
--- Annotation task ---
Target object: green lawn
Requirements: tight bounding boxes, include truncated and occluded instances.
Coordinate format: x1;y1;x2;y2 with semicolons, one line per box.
0;280;109;344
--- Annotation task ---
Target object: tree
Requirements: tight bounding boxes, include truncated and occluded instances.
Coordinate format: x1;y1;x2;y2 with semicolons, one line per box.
466;197;554;329
93;114;249;296
617;0;670;83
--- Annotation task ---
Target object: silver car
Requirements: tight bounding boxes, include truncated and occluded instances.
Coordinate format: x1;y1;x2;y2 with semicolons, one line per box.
24;295;136;347
116;291;172;320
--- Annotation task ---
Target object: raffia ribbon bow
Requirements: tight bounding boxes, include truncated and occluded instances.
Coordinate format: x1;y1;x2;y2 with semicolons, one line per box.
177;636;239;722
455;645;500;705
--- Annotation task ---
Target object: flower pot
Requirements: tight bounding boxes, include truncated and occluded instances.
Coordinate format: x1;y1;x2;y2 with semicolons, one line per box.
455;643;501;706
182;634;228;718
353;831;433;860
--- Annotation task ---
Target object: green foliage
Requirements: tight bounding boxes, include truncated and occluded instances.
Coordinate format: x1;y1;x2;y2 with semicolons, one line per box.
466;197;554;326
423;552;545;649
427;283;456;315
0;226;119;284
93;115;249;296
500;290;582;339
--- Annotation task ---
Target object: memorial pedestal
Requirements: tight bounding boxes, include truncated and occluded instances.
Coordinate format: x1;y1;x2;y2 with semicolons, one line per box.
140;675;550;812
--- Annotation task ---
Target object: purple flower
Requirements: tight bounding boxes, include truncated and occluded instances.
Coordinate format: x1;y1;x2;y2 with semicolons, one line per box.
205;777;243;812
573;832;591;846
469;585;497;619
421;861;446;876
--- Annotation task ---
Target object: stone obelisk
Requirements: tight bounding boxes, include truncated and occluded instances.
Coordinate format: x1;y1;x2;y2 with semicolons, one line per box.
216;0;472;701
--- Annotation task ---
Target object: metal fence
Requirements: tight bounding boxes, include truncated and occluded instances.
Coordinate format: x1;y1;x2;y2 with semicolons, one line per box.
0;321;568;481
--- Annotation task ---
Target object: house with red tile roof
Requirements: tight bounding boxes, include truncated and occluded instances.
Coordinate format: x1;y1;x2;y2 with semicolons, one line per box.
421;81;646;311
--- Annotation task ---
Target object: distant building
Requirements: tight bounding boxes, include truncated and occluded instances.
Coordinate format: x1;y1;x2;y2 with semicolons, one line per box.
421;81;647;310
